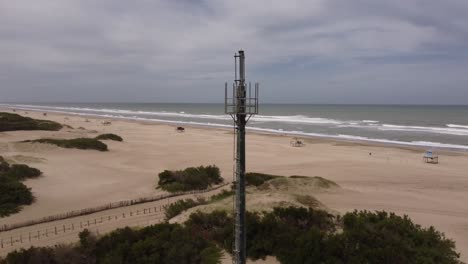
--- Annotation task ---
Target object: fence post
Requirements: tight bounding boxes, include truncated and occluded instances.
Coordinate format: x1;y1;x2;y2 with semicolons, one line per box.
108;216;111;221
72;223;74;230
1;238;3;248
100;217;103;223
137;210;139;215
80;222;82;228
94;219;97;225
87;220;90;226
46;229;48;237
37;230;40;239
29;233;31;242
63;225;65;232
55;226;57;235
20;234;22;243
123;213;125;218
130;212;132;216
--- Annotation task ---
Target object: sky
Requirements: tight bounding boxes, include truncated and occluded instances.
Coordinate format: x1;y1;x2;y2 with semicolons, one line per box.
1;0;468;104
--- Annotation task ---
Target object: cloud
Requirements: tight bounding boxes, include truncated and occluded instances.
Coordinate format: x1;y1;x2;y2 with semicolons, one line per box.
0;0;467;103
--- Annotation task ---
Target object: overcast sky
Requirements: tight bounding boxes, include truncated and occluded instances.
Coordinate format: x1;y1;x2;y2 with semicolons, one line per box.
1;0;468;104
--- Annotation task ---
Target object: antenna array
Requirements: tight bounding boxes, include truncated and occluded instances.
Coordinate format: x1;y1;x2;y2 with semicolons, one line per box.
224;50;259;264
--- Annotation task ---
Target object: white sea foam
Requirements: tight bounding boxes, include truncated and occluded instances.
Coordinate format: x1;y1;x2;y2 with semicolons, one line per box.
2;103;468;150
447;124;468;129
379;124;468;136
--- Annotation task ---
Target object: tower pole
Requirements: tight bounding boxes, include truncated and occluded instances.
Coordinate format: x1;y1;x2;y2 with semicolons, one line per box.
234;50;247;264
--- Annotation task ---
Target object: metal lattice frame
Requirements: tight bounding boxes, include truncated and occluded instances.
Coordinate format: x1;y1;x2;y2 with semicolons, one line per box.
224;50;259;264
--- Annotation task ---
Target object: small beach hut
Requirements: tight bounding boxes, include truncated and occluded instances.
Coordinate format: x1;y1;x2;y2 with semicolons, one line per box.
423;150;438;164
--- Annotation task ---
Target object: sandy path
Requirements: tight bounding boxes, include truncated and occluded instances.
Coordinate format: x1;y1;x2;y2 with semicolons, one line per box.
0;186;227;256
1;108;468;261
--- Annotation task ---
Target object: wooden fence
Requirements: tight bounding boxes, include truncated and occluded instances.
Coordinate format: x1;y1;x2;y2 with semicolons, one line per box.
0;183;229;233
0;204;167;250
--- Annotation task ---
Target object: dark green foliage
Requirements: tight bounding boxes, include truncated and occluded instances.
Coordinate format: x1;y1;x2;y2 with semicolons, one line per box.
1;208;461;264
93;224;221;264
27;138;108;151
158;165;223;192
0;156;10;173
95;133;123;142
0;112;62;132
0;157;42;217
3;164;42;181
246;172;280;186
331;210;462;264
165;199;199;220
186;207;461;264
165;191;234;220
209;190;234;203
0;178;33;216
1;247;57;264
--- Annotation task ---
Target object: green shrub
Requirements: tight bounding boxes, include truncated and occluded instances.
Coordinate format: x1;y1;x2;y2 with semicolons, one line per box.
246;172;280;187
165;199;200;220
27;138;108;151
209;190;234;203
3;164;42;181
1;207;461;264
185;207;462;264
0;177;34;216
158;165;223;192
95;133;123;142
0;157;41;217
0;112;62;132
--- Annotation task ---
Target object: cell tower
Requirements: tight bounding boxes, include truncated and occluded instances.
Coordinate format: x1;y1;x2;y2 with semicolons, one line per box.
225;50;259;264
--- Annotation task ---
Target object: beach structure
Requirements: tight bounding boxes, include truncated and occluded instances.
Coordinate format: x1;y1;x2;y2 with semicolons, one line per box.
290;137;305;147
176;126;185;133
423;150;439;164
225;50;259;264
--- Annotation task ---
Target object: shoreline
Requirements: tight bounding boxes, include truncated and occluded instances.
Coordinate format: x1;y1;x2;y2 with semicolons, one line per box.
1;107;468;261
2;105;467;154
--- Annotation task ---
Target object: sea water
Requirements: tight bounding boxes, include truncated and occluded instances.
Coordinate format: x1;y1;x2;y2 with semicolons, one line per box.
2;103;468;150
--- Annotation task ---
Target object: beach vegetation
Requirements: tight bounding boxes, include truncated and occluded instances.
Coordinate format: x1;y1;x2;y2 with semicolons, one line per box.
0;207;461;263
158;165;223;192
164;190;234;220
0;112;62;132
165;199;199;220
0;156;41;217
95;133;123;142
245;172;281;187
25;138;108;151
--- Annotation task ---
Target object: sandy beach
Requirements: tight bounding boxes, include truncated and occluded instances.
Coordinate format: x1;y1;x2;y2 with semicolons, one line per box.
1;108;468;262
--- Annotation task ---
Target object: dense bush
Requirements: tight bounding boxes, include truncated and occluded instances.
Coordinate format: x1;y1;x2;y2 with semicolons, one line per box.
0;157;42;217
245;172;280;187
3;164;42;181
0;177;34;216
187;207;461;264
0;112;62;132
27;138;108;151
158;165;223;192
1;207;461;264
165;190;234;220
95;133;123;142
165;199;200;220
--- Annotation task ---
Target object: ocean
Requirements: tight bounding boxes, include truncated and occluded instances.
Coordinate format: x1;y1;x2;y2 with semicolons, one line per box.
2;103;468;150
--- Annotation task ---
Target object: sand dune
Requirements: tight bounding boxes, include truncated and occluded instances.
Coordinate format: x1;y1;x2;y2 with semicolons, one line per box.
1;108;468;261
